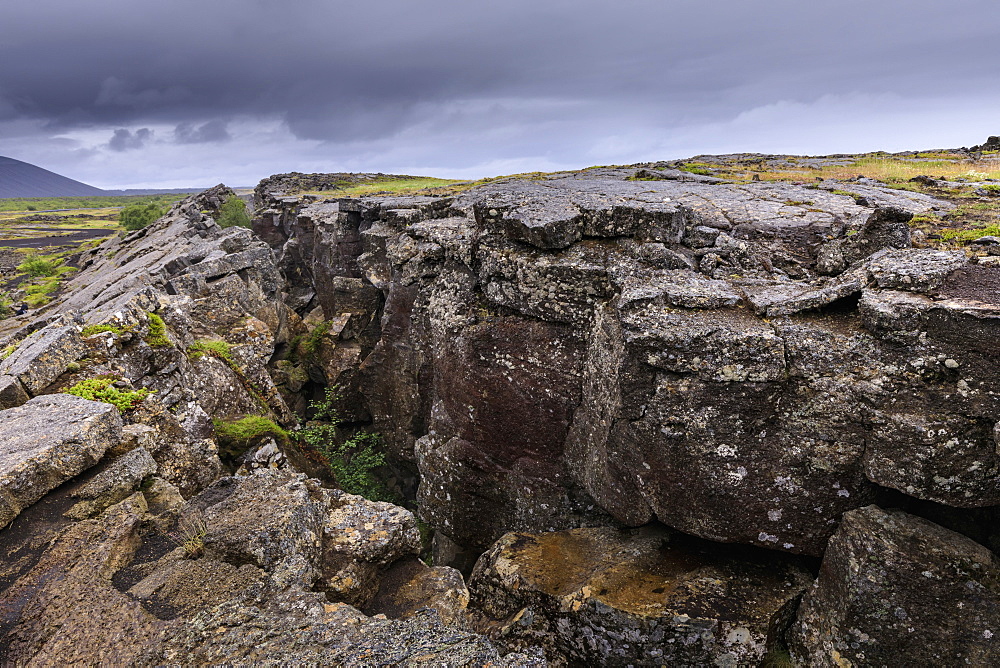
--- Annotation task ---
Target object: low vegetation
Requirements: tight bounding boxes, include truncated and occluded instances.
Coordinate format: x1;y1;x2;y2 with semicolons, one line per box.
81;322;133;338
17;253;59;277
145;312;171;347
63;375;152;412
213;415;290;460
298;176;465;198
296;387;393;502
217;196;252;228
0;193;184;214
120;202;168;231
187;339;234;363
0;291;13;319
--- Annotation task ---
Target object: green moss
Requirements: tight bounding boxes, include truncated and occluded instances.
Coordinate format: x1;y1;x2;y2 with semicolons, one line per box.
81;323;133;338
2;343;19;359
145;312;171;347
187;339;234;362
213;415;289;458
940;224;1000;242
64;376;152;412
831;189;856;197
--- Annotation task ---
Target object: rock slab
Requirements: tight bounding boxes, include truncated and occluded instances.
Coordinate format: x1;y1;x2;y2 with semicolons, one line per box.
0;394;122;528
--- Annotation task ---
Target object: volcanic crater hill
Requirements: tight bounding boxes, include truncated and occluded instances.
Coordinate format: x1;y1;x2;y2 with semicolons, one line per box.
1;154;1000;665
0;155;107;198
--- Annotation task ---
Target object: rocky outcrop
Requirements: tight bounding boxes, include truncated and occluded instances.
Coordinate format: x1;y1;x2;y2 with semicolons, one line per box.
4;151;1000;663
256;167;996;562
0;189;521;664
789;505;1000;666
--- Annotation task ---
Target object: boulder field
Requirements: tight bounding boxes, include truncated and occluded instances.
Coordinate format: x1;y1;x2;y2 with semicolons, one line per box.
0;161;998;664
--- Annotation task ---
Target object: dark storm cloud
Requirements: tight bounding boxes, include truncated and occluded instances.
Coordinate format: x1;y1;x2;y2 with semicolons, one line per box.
2;0;999;187
3;0;996;136
107;127;153;151
174;120;231;144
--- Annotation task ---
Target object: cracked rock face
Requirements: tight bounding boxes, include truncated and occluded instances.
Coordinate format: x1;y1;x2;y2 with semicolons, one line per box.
260;167;997;558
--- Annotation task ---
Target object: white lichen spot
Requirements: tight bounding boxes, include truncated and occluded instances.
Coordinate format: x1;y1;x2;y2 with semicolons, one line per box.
728;466;747;484
768;510;782;522
837;489;850;498
758;532;779;543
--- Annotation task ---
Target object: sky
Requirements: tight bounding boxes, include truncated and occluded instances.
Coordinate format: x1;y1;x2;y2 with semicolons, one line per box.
1;0;999;189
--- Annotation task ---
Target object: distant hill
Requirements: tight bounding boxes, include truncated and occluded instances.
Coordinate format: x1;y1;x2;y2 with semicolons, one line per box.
0;156;109;198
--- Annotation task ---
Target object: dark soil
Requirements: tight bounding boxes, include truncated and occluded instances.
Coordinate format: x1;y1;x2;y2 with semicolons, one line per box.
0;228;113;250
935;265;1000;305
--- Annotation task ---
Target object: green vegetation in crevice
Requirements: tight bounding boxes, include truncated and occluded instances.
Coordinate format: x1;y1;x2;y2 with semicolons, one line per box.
295;387;394;502
81;322;134;338
187;339;234;363
63;375;152;412
145;312;171;347
213;415;290;459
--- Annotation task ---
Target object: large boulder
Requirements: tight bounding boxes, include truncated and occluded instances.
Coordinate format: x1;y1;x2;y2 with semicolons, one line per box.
0;394;122;528
789;505;1000;666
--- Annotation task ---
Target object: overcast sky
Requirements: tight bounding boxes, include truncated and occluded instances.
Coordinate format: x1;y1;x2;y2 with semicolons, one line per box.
2;0;999;189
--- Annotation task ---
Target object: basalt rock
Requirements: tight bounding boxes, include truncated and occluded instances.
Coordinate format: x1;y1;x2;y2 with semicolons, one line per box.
256;167;997;561
789;505;1000;666
0;394;122;528
469;526;812;666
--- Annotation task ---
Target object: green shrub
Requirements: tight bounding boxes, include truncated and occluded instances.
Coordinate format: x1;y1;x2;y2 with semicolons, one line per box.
217;196;251;228
18;254;58;277
145;312;171;347
64;376;152;412
119;202;166;231
296;387;393;501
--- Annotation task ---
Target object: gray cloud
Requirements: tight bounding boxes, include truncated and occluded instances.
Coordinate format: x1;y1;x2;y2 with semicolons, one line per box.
107;128;153;151
174;120;231;144
1;0;998;187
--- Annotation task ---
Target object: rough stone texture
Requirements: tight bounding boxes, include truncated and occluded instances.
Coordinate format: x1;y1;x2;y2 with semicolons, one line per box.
0;394;122;528
368;557;471;627
0;374;29;409
256;167;986;559
0;493;159;665
194;471;327;588
469;526;812;666
789;505;1000;667
318;489;422;606
65;446;158;520
0;322;84;395
143;589;545;667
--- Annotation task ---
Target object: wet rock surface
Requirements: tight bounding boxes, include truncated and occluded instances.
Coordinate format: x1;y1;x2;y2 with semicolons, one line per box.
469;526;812;666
